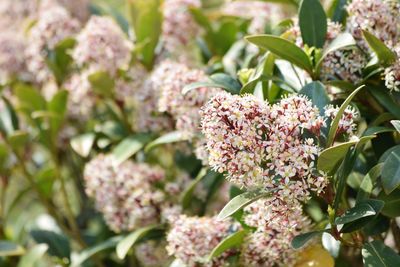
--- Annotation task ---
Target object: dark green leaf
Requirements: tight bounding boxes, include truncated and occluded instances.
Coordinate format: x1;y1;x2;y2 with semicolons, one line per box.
363;126;394;137
111;134;152;166
299;0;327;48
378;189;400;218
217;189;271;220
356;163;383;203
327;0;347;23
362;240;400;267
299;81;329;114
30;230;70;260
340;200;384;233
368;86;400;119
335;202;377;225
291;230;327;250
381;146;400;194
208;230;247;261
210;73;241;94
0;96;19;135
245;35;313;73
116;225;163;259
362;30;396;66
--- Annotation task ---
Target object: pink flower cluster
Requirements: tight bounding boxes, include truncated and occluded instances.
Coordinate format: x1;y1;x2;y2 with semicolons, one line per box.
84;154;167;232
73;16;132;76
40;0;90;22
0;32;27;83
134;240;169;267
346;0;400;49
166;215;237;266
25;6;81;83
324;104;359;136
384;44;400;92
0;0;39;32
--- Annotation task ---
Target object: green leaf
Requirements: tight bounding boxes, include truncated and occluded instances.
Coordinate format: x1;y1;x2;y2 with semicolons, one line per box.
0;241;25;257
88;71;115;97
47;89;68;136
30;230;70;260
299;0;327;48
317;140;358;173
217;189;271;220
70;133;96;158
363;126;394;137
7;130;29;150
362;30;396;66
316;33;356;72
116;225;163;259
0;96;19;135
356;163;383;203
111;134;152;166
71;236;123;267
299;81;329;115
378;189;400;218
181;168;208;209
245;35;313;74
335;201;378;225
391;120;400;133
128;0;162;69
46;38;76;84
291;230;327;250
326;85;364;147
145;131;189;152
207;230;247;261
14;84;46;112
209;73;241;94
327;0;347;23
17;244;48;267
368;86;400;119
381;146;400;194
362;240;400;267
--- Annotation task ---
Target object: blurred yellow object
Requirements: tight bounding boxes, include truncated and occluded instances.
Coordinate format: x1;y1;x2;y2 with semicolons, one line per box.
295;244;335;267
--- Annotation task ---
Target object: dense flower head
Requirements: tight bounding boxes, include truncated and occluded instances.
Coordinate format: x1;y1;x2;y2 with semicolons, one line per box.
0;32;27;83
73;16;132;75
346;0;400;49
25;6;81;83
324;104;359;136
162;0;201;60
384;44;400;92
288;20;367;83
0;0;39;32
222;1;283;34
240;199;311;267
83;154;167;232
201;92;329;201
166;215;237;266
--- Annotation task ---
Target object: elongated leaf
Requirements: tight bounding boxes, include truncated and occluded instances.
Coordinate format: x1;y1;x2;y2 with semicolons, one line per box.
378;189;400;218
71;236;122;267
30;230;70;260
340;200;384;233
362;240;400;267
362;30;396;66
17;244;48;267
368;86;400;119
245;35;313;73
299;81;329;115
181;168;208;209
335;202;377;225
0;241;25;257
327;0;347;23
208;230;247;261
356;163;384;203
381;146;400;194
391;120;400;132
145;131;189;152
70;133;96;158
116;225;163;259
210;73;241;94
183;81;231;95
317;140;358;173
299;0;327;48
363;126;394;137
292;230;327;250
48;90;68;136
14;84;46;112
128;0;162;68
316;33;356;72
326;85;364;147
217;189;271;220
112;134;152;166
0;97;19;135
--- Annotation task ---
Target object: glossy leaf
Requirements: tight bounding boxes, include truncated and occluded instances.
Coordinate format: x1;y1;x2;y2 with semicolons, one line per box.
391;120;400;133
208;230;247;261
368;86;400;119
317;140;358;173
327;0;347;23
340;200;384;233
116;225;163;259
245;35;313;73
30;230;70;260
112;134;152;166
299;0;327;48
335;201;378;225
217;189;271;220
70;133;96;158
381;146;400;194
299;81;329;115
356;163;383;203
362;30;396;66
145;131;189;152
209;73;241;94
378;189;400;218
292;230;327;250
362;240;400;267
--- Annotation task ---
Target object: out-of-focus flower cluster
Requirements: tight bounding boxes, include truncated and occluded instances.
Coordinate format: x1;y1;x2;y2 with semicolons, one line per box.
201;91;358;203
84;154;174;232
166;215;237;267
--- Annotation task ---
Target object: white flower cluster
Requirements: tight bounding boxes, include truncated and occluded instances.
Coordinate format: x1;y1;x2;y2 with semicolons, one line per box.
324;104;359;136
73;16;132;76
40;0;90;22
83;154;167;232
166;215;237;267
384;45;400;92
221;1;283;34
0;0;39;32
0;32;27;83
241;200;310;267
25;6;81;83
162;0;201;61
346;0;400;49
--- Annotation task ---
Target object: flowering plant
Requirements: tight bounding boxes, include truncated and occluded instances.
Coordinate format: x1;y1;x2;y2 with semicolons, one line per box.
1;0;400;266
